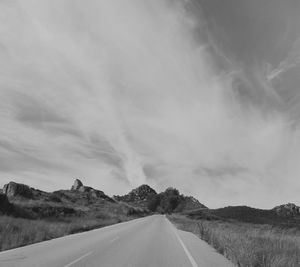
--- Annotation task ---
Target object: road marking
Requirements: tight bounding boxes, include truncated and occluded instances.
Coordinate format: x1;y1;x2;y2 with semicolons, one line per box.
110;236;120;243
64;251;93;267
167;219;199;267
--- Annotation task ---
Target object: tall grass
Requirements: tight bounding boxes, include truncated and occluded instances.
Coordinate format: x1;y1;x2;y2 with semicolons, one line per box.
169;215;300;267
0;215;127;251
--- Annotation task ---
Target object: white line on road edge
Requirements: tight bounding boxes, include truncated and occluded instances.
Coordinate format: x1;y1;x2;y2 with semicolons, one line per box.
166;218;199;267
64;251;93;267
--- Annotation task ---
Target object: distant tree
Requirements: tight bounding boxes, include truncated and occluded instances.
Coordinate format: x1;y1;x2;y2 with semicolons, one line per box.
147;194;161;212
159;188;180;214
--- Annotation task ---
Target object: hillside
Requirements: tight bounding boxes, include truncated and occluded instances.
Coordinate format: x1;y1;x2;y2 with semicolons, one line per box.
0;179;148;251
184;204;300;228
1;180;148;220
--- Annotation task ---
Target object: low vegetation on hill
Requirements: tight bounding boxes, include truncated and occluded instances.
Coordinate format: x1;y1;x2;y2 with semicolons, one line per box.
183;205;300;229
169;214;300;267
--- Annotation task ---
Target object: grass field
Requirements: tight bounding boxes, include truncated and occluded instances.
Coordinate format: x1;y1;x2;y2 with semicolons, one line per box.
169;214;300;267
0;214;131;251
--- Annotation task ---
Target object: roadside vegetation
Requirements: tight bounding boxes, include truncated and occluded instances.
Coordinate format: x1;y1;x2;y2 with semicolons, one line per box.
169;214;300;267
0;211;137;251
0;188;148;252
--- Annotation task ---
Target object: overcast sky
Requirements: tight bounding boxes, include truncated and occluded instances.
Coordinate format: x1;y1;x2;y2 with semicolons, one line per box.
0;0;299;208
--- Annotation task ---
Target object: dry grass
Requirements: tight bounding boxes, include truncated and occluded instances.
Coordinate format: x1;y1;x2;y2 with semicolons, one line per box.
0;192;149;251
0;215;128;251
169;214;300;267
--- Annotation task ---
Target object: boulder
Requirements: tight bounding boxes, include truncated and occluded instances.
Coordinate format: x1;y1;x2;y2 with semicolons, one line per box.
71;179;83;191
3;182;33;198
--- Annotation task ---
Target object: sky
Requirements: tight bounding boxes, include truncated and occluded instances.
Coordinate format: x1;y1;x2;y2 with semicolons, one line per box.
0;0;299;208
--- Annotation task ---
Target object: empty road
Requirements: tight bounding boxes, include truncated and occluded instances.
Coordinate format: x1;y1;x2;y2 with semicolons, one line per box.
0;215;234;267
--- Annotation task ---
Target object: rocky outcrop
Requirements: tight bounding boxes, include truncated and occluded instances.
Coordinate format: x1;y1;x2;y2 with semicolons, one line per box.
3;182;33;198
0;193;13;214
70;179;113;201
114;184;157;203
71;179;83;191
273;203;300;216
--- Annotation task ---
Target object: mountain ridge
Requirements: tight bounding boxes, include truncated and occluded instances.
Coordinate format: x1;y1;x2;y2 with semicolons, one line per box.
1;179;299;224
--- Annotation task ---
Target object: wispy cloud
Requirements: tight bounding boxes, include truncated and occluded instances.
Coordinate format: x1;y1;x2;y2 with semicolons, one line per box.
267;38;300;81
0;0;299;207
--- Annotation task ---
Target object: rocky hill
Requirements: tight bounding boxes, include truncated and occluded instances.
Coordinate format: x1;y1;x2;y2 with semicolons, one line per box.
115;185;207;213
0;180;207;219
0;179;149;252
0;179;147;219
114;184;157;207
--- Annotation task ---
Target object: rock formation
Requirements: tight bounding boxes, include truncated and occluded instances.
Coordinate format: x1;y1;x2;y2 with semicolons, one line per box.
273;203;300;216
70;179;112;200
71;179;83;191
3;182;33;198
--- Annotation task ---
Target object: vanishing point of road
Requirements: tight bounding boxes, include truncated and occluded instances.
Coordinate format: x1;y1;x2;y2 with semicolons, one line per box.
0;215;234;267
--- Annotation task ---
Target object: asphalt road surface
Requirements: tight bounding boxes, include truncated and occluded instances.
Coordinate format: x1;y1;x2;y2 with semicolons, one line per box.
0;215;235;267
